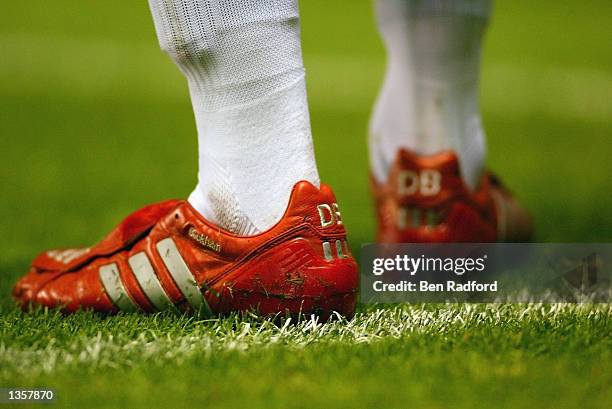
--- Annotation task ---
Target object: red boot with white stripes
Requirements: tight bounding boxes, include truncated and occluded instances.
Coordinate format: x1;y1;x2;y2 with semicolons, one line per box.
13;181;358;320
372;149;533;243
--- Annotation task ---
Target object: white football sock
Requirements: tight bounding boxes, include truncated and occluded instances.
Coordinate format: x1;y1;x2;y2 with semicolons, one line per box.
370;0;492;190
148;0;319;235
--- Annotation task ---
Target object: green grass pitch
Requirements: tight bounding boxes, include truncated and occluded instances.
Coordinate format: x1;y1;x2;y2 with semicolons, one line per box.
1;1;611;408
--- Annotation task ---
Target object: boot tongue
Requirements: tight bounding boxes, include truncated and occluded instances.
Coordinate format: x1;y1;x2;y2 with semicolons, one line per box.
389;149;468;207
32;199;182;273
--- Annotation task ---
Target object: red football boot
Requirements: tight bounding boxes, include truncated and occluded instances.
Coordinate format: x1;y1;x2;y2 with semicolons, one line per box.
372;149;533;243
13;181;358;320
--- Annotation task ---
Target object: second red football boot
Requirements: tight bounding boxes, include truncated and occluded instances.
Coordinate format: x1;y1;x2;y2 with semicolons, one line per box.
372;149;533;243
13;181;358;320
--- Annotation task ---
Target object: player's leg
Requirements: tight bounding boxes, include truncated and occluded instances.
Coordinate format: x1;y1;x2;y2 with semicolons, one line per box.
370;0;532;242
371;0;489;189
149;0;319;235
13;0;358;318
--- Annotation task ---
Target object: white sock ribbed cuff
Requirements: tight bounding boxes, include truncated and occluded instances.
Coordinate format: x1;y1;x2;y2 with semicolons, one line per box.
377;0;492;21
190;70;306;114
149;0;305;111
